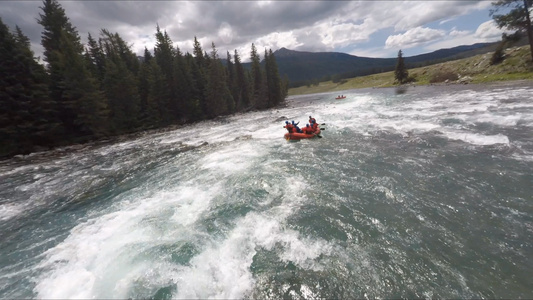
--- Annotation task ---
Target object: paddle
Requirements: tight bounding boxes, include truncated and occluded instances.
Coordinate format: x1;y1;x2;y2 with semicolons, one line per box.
316;126;324;138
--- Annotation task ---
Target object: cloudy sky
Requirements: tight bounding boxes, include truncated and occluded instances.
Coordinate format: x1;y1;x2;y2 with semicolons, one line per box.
0;1;510;62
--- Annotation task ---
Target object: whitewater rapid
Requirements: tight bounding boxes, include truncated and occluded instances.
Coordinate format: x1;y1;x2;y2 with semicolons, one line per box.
1;81;532;298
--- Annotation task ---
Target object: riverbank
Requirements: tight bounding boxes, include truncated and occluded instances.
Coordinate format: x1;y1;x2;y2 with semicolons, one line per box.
289;45;533;96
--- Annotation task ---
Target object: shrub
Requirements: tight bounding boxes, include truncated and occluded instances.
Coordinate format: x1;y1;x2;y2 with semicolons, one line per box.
490;43;505;65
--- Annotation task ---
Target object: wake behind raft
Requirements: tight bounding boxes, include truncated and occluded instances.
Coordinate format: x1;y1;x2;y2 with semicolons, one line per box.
283;117;322;141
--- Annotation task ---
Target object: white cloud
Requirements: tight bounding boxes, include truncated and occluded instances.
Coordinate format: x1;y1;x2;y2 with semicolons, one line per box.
423;20;508;52
474;20;509;39
253;31;304;53
450;27;471;37
218;22;234;45
317;21;372;49
348;46;395;58
256;1;272;8
439;17;457;25
385;27;446;49
424;35;479;52
392;1;490;31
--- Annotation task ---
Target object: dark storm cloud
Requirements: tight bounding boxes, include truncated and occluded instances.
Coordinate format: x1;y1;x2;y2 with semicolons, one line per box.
166;1;344;37
160;1;345;45
1;2;43;44
0;0;502;59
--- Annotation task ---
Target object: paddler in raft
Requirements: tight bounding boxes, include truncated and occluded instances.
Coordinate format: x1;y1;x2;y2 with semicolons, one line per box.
284;121;296;133
291;120;303;133
301;124;314;135
310;120;319;132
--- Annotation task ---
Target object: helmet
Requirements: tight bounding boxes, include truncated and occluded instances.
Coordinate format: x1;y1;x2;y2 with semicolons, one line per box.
309;116;312;118
285;121;289;124
306;124;310;127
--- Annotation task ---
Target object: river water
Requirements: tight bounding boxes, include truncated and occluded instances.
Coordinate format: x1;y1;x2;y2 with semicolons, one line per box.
1;82;532;299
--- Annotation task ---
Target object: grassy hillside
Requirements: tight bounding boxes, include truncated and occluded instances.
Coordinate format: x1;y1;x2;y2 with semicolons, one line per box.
288;45;533;96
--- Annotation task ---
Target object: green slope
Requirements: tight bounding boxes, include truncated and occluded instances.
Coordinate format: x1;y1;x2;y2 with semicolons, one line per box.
289;45;533;96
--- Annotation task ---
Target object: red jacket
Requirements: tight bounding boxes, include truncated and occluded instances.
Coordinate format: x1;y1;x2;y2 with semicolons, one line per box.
302;126;313;134
284;123;295;133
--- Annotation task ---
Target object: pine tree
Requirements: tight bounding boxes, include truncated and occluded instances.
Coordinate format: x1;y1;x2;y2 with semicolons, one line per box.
184;52;205;121
191;38;208;117
38;0;109;139
234;49;251;110
250;43;265;108
174;46;196;122
102;59;140;133
138;51;152;127
1;18;66;156
57;30;109;138
192;36;205;70
147;59;169;126
490;0;533;61
394;49;409;84
13;25;61;148
281;74;290;100
204;42;232;118
226;51;240;111
99;30;141;133
152;26;176;124
0;22;28;154
265;49;283;107
263;49;272;107
85;32;106;83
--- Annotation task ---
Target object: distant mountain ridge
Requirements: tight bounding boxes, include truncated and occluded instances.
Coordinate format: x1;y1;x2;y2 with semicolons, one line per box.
265;42;500;85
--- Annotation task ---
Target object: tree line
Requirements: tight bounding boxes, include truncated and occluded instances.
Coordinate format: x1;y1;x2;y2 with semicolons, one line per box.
0;0;288;158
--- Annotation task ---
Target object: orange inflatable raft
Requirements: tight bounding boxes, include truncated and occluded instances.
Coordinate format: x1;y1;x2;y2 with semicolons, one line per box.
284;128;321;140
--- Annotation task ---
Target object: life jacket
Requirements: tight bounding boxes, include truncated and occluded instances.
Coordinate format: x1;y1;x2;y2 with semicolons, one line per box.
309;117;316;124
284;123;295;133
302;125;313;134
311;122;318;131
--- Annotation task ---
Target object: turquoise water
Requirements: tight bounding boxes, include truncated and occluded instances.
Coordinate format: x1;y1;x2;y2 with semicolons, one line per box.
1;82;532;298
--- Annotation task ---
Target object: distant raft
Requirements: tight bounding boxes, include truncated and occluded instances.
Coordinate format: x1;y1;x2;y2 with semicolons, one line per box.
284;128;321;140
335;95;346;99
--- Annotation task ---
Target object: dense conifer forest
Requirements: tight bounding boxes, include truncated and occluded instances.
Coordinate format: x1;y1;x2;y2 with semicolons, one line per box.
0;0;288;158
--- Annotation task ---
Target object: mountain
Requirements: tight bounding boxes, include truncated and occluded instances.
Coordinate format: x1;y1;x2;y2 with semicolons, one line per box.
268;42;500;85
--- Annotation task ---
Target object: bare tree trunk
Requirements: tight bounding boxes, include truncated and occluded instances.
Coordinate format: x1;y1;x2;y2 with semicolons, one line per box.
524;0;533;61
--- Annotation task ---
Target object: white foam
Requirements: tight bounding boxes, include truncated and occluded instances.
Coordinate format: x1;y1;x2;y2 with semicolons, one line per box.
0;203;26;221
199;142;262;173
167;177;331;298
33;177;223;299
250;125;285;140
444;132;509;146
33;134;283;298
452;113;523;127
172;213;332;299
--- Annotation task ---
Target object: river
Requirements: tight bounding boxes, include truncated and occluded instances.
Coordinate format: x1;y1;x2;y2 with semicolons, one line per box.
1;81;532;298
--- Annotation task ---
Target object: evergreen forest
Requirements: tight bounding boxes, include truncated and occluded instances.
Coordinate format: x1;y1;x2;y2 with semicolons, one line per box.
0;0;288;158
